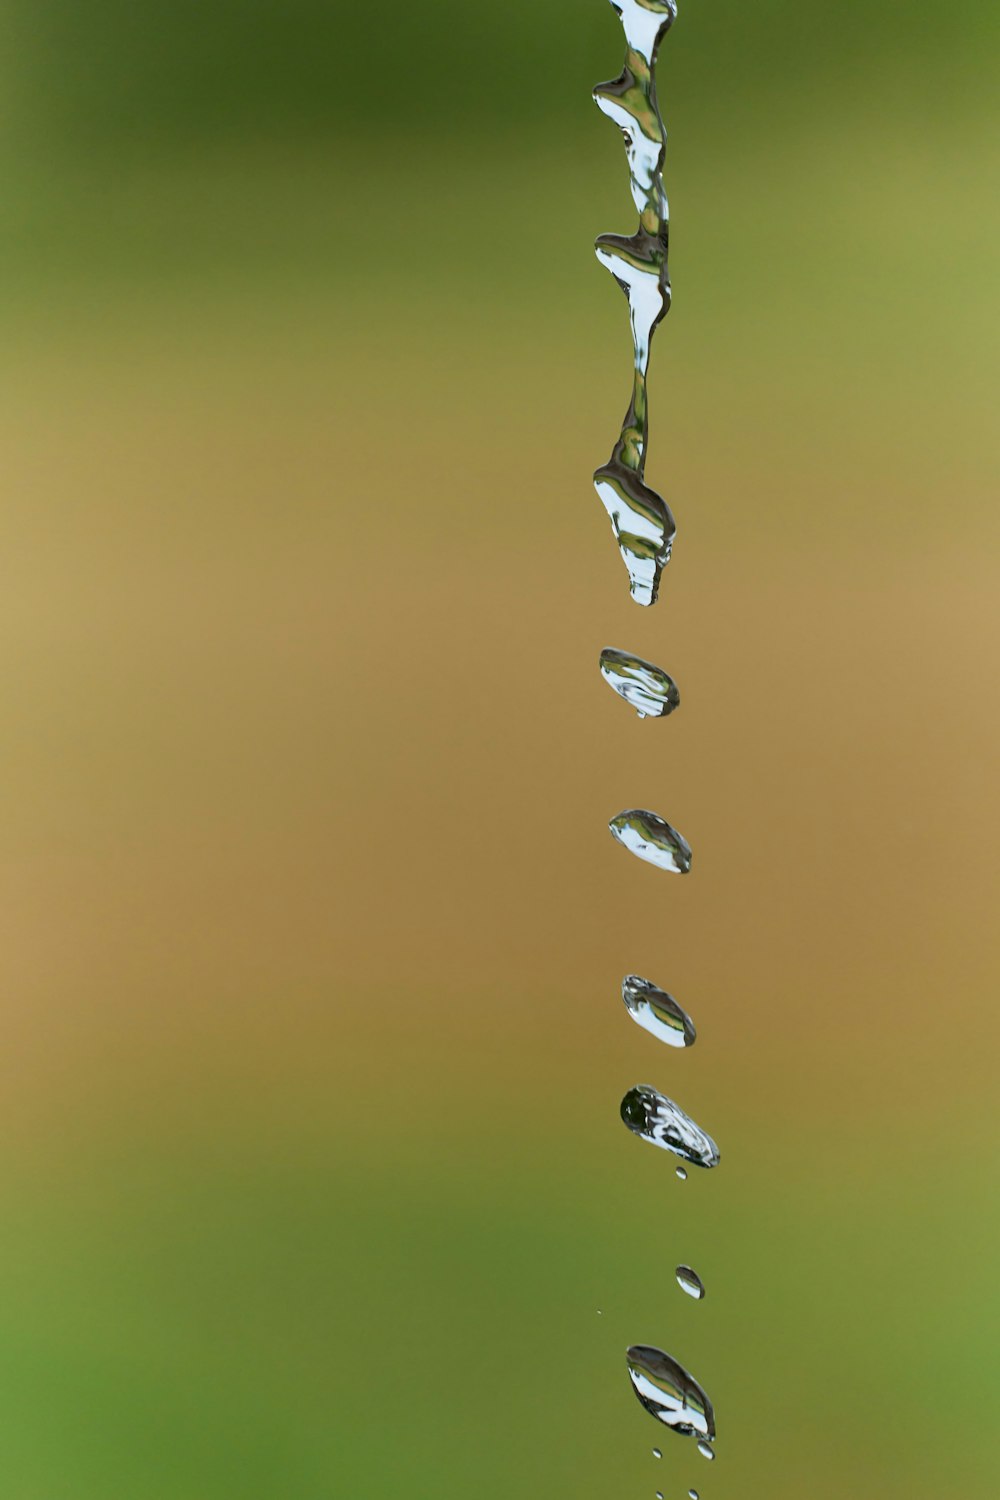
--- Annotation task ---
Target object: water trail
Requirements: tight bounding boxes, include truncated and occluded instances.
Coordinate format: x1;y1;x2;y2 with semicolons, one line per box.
609;808;692;873
626;1343;715;1442
675;1265;706;1300
600;646;679;718
620;1084;720;1168
592;0;677;605
622;974;696;1048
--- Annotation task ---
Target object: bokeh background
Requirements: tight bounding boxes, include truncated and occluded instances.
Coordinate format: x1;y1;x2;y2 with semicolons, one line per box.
1;2;998;1496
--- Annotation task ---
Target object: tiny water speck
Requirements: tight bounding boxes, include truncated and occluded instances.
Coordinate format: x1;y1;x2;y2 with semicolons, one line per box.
623;973;696;1048
621;1084;720;1169
609;809;692;873
600;646;679;718
676;1265;706;1300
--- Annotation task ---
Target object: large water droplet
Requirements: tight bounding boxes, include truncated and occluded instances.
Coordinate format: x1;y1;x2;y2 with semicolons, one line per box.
622;974;696;1048
697;1440;716;1462
594;463;675;607
600;648;679;720
675;1265;706;1300
609;809;692;873
620;1085;720;1169
626;1344;716;1442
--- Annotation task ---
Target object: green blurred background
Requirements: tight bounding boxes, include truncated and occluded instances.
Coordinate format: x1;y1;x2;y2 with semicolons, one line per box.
1;2;998;1496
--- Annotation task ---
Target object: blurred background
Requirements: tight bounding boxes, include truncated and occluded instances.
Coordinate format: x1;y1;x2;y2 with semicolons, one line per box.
1;2;998;1496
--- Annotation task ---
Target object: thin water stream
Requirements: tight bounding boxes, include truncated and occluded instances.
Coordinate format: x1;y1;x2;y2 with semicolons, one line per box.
590;0;719;1488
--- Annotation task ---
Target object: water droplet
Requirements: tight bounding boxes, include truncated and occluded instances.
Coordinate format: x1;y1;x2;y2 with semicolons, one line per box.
622;974;696;1048
652;1448;662;1459
600;647;679;719
676;1165;687;1180
626;1344;716;1443
655;1492;664;1500
697;1440;716;1462
609;809;692;873
689;1491;700;1499
594;463;675;606
675;1265;706;1300
621;1085;720;1169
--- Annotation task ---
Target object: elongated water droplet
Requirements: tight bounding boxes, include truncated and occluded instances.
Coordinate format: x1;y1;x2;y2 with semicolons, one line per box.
626;1344;716;1442
610;0;677;67
697;1440;716;1462
621;1085;720;1169
623;974;696;1048
600;647;679;719
675;1265;706;1300
655;1491;663;1499
689;1490;700;1499
652;1448;662;1459
609;809;691;873
676;1165;687;1180
594;463;675;607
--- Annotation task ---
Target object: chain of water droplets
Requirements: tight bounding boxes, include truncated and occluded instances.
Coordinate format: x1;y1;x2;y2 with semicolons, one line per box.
592;0;719;1487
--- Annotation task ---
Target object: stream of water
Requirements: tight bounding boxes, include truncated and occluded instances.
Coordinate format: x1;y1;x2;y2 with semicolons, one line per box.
591;0;719;1488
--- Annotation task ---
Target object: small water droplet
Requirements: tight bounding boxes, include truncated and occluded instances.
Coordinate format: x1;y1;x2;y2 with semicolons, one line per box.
621;1085;720;1169
675;1265;706;1300
676;1165;688;1180
623;974;696;1048
655;1491;664;1499
697;1439;716;1462
600;647;680;720
609;809;692;873
689;1491;700;1499
652;1448;662;1459
627;1344;716;1443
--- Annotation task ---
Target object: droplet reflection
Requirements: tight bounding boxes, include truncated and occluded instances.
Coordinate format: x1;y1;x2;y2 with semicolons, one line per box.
626;1344;716;1443
600;646;679;719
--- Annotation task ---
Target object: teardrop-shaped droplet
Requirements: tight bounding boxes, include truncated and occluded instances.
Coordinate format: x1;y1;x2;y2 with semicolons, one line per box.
626;1344;716;1442
675;1265;706;1300
600;648;679;720
697;1440;716;1462
620;1085;720;1169
609;809;692;873
622;974;696;1048
594;463;675;607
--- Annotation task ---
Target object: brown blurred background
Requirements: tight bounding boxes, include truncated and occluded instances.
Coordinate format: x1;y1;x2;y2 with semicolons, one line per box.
0;2;998;1496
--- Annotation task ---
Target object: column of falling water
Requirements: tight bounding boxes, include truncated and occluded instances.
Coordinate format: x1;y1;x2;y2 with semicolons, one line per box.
591;2;719;1492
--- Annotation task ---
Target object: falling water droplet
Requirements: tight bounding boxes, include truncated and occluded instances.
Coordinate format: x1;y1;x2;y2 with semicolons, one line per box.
652;1448;662;1459
621;1085;720;1168
675;1265;706;1300
626;1344;716;1442
689;1491;700;1499
600;647;680;720
655;1492;664;1499
593;464;675;607
609;809;692;873
676;1165;687;1180
697;1440;716;1462
622;974;696;1048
